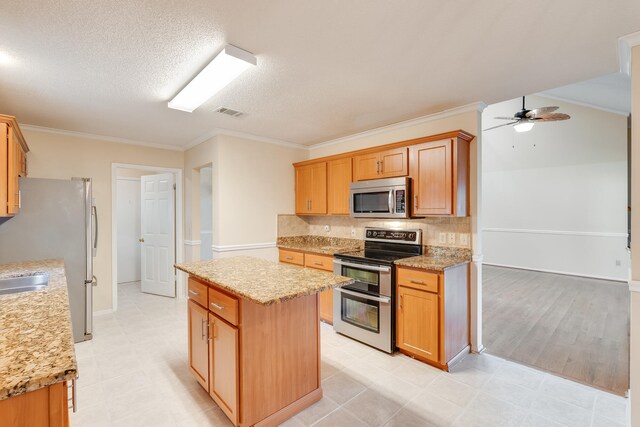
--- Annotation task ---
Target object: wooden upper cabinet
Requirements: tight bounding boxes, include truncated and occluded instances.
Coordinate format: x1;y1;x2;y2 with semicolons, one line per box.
410;137;469;217
1;115;29;218
295;162;327;215
354;147;408;181
327;157;352;215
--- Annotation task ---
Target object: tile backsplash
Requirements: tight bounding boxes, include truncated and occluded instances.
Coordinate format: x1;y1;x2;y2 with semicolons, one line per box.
278;214;472;248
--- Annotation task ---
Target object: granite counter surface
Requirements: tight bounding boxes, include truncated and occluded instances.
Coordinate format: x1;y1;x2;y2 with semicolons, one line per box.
277;235;362;256
0;259;77;400
394;255;470;271
176;256;354;305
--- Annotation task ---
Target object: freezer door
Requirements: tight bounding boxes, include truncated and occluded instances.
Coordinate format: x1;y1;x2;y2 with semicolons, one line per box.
0;178;92;342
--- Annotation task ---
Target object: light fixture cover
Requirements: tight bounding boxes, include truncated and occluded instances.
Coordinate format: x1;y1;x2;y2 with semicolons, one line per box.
168;45;257;113
514;121;534;133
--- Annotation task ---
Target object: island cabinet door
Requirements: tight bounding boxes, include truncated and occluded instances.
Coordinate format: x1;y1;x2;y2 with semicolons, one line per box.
209;313;239;426
396;286;439;363
188;299;209;391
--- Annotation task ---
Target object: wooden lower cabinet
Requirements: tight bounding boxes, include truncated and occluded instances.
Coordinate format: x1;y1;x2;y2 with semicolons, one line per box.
397;286;439;362
188;299;209;390
0;381;69;427
395;264;470;371
279;249;334;324
209;313;239;425
187;276;321;427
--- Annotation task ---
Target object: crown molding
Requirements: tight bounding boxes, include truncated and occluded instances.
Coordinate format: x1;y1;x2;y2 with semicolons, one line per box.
183;127;307;151
308;102;487;151
537;93;629;116
21;124;184;151
618;30;640;76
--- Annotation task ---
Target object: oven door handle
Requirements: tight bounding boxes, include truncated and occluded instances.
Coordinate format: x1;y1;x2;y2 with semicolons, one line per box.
336;287;391;303
333;259;391;273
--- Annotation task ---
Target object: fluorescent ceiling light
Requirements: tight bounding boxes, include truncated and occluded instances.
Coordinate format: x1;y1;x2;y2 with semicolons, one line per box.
168;45;257;113
514;121;534;133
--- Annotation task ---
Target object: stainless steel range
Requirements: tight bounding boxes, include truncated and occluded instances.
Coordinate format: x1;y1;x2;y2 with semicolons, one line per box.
333;228;422;353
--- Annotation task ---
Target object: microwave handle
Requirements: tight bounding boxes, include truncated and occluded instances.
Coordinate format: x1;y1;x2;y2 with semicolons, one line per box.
388;190;394;214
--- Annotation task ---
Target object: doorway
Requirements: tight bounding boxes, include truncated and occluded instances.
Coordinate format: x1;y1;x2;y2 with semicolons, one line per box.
480;88;631;395
111;163;184;311
199;166;213;260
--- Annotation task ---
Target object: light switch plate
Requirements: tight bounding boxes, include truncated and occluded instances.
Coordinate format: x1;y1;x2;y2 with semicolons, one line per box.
447;233;456;245
438;233;447;244
459;233;469;246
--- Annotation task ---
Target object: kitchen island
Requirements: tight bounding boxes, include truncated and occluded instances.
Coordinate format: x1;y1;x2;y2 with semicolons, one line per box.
0;259;77;427
175;256;353;427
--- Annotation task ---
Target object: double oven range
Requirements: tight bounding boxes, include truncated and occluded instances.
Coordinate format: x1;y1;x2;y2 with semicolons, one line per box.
333;228;422;353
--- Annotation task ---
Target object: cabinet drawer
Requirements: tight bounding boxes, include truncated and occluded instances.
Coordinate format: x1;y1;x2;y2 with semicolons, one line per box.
304;253;333;272
187;277;208;307
279;249;304;266
209;287;239;326
397;267;439;293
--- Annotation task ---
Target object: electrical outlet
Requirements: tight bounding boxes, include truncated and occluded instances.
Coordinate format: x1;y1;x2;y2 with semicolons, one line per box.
324;225;331;233
459;233;469;246
447;233;456;245
438;233;447;244
616;260;621;266
351;227;356;238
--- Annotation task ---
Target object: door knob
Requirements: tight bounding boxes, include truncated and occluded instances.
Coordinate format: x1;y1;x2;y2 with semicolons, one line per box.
139;238;145;243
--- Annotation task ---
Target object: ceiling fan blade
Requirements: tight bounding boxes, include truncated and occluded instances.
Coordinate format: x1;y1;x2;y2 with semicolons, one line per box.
494;116;518;121
483;122;518;132
535;113;571;122
526;106;559;117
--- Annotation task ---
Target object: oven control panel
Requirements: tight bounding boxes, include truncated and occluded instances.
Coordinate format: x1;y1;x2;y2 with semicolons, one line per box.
364;228;421;244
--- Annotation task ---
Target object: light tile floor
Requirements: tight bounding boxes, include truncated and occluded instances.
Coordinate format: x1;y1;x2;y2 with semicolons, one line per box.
70;282;629;427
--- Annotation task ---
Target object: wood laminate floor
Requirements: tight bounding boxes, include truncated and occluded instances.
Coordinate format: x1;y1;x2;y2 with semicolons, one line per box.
482;265;630;396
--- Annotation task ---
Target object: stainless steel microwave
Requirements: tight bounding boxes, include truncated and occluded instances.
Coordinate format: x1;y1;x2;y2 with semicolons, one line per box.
349;177;410;218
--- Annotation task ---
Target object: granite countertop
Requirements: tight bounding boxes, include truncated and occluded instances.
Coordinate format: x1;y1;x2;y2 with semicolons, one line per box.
0;259;77;400
176;256;354;305
394;255;470;271
277;235;362;256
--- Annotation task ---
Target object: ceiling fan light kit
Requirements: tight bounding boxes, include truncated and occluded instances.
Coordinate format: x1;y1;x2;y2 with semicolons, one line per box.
168;45;257;113
484;96;571;132
514;121;534;132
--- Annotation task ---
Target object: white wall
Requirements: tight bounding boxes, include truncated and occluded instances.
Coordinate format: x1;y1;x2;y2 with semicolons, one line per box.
199;166;213;260
116;177;141;283
183;134;308;264
482;95;628;281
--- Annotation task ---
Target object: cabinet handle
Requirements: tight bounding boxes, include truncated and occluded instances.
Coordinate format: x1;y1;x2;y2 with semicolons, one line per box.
285;256;293;260
201;319;207;340
376;161;380;174
208;319;214;342
399;295;403;310
309;200;312;210
380;160;383;174
414;195;418;209
314;262;323;266
188;289;199;296
211;302;224;310
409;279;425;284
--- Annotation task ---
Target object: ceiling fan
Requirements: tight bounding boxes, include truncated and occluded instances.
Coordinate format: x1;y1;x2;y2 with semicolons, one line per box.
484;96;570;132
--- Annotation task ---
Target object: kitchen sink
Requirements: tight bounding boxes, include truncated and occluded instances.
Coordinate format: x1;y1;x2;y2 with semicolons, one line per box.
0;274;49;295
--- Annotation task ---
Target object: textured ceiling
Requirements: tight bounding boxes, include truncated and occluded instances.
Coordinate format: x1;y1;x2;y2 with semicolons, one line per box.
0;1;639;148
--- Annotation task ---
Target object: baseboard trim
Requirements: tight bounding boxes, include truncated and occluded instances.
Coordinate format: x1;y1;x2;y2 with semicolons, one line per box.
483;262;627;283
212;242;276;252
94;308;114;316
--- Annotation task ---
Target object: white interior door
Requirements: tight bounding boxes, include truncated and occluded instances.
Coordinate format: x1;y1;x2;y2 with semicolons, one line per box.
117;178;141;283
141;173;176;297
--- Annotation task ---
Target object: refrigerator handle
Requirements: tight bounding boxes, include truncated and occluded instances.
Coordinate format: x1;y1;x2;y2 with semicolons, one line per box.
92;205;98;256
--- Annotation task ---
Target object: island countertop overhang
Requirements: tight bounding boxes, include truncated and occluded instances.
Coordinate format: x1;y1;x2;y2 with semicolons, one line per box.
175;256;354;305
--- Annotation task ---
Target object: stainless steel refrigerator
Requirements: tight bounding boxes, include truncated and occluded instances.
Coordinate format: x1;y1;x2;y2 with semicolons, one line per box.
0;177;97;342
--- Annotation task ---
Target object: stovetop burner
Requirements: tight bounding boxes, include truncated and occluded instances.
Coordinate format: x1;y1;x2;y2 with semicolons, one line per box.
335;227;422;264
